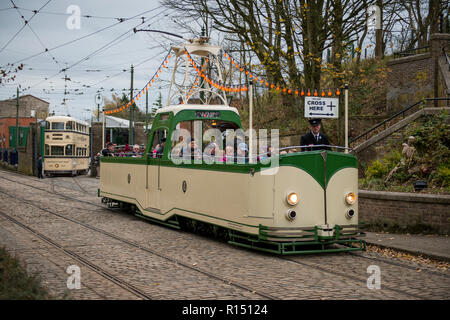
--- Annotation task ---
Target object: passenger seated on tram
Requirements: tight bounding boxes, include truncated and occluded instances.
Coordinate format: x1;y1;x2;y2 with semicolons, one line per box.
155;138;166;158
102;143;115;157
236;142;249;163
203;142;219;163
223;145;234;163
117;147;125;157
181;138;202;161
132;144;142;157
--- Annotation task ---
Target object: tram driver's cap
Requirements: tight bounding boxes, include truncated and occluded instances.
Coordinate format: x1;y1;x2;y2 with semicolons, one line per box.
308;118;322;126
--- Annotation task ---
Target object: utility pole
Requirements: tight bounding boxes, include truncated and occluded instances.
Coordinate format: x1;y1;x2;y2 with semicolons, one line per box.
145;89;149;133
15;87;19;149
200;26;205;104
129;65;134;145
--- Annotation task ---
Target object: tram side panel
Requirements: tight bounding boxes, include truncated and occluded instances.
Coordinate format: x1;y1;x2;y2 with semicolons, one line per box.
158;165;254;232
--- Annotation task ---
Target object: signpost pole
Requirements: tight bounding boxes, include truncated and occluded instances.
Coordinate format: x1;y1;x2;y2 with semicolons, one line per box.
249;81;254;163
344;83;349;153
102;109;105;149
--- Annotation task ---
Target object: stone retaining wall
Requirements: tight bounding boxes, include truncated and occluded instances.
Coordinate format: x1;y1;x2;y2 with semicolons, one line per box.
359;190;450;234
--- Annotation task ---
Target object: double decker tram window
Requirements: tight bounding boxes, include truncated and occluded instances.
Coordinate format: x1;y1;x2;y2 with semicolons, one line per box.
51;146;64;156
66;121;73;130
51;122;64;130
45;144;50;156
65;144;73;156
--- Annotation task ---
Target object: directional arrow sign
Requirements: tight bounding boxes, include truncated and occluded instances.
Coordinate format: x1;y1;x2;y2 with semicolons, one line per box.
304;97;339;119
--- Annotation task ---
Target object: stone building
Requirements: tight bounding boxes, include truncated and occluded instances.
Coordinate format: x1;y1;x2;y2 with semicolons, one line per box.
0;94;49;149
0;94;49;120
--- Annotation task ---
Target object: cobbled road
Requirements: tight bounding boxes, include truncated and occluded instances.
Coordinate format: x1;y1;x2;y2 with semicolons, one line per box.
0;169;448;300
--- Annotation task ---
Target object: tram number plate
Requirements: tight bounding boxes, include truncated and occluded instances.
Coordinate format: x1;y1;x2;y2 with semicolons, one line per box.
195;111;220;118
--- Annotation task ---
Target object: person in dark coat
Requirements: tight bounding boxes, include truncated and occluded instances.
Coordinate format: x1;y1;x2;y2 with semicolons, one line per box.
37;155;43;179
300;118;331;151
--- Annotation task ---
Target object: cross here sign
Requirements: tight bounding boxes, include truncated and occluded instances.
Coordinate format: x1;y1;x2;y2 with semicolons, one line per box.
304;97;339;118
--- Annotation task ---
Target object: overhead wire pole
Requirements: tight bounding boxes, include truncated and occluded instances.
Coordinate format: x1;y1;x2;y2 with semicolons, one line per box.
145;89;149;132
15;87;19;150
129;65;134;146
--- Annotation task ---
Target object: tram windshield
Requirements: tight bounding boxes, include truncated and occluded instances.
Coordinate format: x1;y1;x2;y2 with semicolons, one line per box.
51;122;65;130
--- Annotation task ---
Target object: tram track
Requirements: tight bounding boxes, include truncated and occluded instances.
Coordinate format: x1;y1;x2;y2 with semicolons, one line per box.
0;173;277;300
281;256;429;299
0;209;152;300
0;170;448;300
2;171;448;278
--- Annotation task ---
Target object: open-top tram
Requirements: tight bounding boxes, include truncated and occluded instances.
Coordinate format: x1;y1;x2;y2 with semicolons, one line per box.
44;115;90;176
99;39;365;254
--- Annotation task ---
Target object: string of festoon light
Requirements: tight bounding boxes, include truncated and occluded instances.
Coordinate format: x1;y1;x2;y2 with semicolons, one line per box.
105;47;342;115
222;51;341;97
104;51;172;115
185;50;248;93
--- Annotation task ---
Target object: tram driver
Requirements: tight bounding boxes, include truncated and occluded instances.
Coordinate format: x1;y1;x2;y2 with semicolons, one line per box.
300;118;331;151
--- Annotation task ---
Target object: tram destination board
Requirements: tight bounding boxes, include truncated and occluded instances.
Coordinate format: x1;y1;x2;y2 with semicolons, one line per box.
304;97;339;118
195;111;220;118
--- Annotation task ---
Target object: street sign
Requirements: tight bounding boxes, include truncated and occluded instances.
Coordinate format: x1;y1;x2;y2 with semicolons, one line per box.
304;97;339;118
95;93;103;105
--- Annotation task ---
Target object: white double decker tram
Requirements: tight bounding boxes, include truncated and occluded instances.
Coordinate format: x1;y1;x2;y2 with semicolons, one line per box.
44;116;90;176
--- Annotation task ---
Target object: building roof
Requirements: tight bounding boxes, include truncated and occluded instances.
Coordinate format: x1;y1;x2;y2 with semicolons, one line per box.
88;115;142;129
0;94;49;105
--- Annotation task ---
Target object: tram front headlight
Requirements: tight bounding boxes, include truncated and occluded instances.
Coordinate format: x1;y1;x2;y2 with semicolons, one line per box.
286;192;299;206
345;192;357;205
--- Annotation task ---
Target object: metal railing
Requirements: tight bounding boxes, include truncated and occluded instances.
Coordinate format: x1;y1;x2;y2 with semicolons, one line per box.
350;97;450;146
444;48;450;71
393;45;430;58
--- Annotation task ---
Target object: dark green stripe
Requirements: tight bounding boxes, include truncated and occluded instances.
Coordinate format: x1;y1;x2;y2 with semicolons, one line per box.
101;151;357;189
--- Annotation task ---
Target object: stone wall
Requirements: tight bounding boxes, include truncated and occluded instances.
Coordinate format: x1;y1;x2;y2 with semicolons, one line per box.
359;190;450;234
0;95;49;120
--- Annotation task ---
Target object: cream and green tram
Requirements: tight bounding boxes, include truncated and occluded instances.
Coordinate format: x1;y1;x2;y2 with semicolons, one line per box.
99;105;366;255
44;116;90;176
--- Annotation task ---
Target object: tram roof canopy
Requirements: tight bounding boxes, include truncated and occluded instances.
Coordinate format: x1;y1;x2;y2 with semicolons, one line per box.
157;104;239;116
171;39;221;57
46;115;89;126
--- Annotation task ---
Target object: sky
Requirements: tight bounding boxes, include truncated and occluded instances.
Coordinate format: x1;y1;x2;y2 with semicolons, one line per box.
0;0;199;121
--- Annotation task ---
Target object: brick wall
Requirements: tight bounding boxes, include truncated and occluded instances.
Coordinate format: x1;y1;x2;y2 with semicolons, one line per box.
0;117;38;149
387;53;434;112
387;33;450;112
359;190;450;234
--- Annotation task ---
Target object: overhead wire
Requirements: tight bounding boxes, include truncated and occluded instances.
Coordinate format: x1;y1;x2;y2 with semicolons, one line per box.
10;1;63;69
0;0;52;54
6;6;165;66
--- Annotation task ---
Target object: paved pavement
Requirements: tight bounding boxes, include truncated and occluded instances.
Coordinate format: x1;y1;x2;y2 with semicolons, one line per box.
0;168;449;300
365;232;450;262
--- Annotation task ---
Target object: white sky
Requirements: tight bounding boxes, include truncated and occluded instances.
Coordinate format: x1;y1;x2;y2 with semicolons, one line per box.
0;0;199;121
